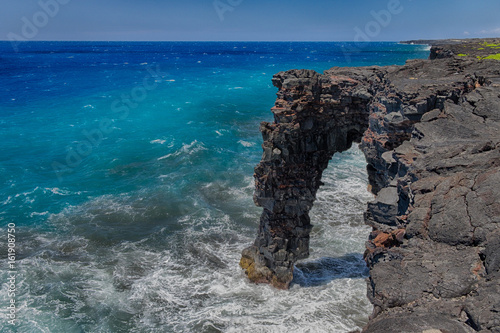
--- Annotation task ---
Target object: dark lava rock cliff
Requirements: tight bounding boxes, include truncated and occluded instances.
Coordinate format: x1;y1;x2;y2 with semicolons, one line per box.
240;41;500;333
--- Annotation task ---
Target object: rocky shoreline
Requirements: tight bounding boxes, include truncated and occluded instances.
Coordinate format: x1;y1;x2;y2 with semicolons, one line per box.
240;39;500;333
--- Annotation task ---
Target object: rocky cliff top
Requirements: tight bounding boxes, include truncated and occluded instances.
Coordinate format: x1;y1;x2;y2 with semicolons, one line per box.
240;39;500;333
402;38;500;60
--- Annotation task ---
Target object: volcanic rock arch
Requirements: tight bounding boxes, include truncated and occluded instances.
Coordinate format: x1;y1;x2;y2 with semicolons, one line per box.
239;68;374;288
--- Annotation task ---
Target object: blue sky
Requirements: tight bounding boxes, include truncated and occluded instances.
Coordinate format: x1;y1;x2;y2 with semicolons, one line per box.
2;0;500;41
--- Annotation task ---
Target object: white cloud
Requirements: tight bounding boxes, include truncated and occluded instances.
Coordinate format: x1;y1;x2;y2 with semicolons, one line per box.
464;31;470;36
479;27;500;35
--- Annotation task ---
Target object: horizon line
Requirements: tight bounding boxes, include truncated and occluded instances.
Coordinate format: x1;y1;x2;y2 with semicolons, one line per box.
0;40;426;44
1;37;495;43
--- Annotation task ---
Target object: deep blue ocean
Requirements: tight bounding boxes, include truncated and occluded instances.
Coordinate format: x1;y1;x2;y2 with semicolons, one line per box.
0;41;429;332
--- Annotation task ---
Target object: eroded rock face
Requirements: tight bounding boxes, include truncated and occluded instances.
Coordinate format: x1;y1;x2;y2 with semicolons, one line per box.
240;68;373;288
241;49;500;332
361;58;500;333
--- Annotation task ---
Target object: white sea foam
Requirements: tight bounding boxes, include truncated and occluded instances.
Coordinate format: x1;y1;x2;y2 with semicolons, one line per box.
157;140;207;161
30;211;49;217
150;139;166;144
1;196;12;205
238;140;256;147
9;187;78;206
44;187;75;196
2;146;372;333
157;154;171;161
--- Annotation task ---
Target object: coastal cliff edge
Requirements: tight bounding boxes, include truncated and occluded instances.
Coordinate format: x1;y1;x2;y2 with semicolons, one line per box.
240;39;500;333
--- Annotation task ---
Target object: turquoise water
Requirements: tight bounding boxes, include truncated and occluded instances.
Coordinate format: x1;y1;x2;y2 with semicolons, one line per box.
0;42;429;332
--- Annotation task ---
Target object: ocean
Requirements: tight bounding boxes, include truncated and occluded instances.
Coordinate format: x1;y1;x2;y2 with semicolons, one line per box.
0;41;429;333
